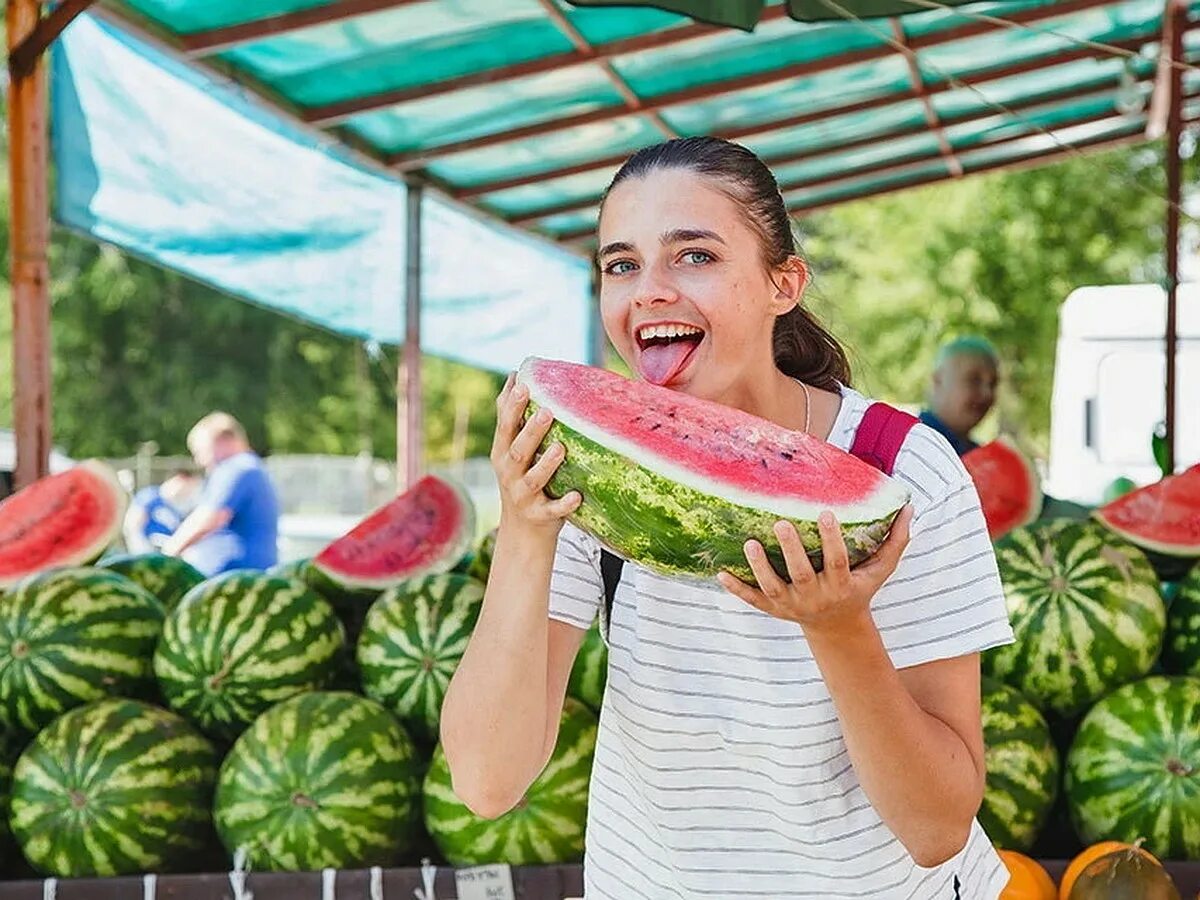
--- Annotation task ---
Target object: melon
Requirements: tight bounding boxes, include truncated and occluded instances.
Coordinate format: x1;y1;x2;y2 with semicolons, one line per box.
0;462;127;589
1067;846;1180;899
309;475;475;600
517;357;909;583
961;438;1042;541
1094;464;1200;560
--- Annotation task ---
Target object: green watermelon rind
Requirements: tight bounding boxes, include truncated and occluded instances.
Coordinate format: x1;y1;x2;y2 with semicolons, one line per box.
99;553;205;613
311;476;477;596
1164;566;1200;677
0;461;129;590
9;698;218;877
1065;675;1200;860
213;691;422;872
423;697;597;866
154;572;345;742
978;679;1059;851
0;568;166;735
982;520;1166;717
357;573;484;746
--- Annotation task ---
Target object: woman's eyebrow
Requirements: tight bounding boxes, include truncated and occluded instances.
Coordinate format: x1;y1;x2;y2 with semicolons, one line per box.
662;228;725;245
597;240;635;258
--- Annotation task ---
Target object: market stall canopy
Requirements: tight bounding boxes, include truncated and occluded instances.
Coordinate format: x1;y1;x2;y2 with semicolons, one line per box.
84;0;1200;249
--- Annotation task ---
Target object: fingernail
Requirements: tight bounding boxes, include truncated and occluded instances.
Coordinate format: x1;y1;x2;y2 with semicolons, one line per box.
745;541;759;557
536;408;552;423
819;511;835;527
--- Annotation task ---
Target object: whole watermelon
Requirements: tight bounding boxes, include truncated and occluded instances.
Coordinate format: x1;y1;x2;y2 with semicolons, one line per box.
424;697;597;865
155;572;344;741
99;553;204;612
982;520;1165;716
1163;565;1200;676
214;691;422;871
358;573;483;746
9;698;218;877
1066;676;1200;859
567;621;607;712
0;568;165;734
978;680;1059;851
266;557;313;584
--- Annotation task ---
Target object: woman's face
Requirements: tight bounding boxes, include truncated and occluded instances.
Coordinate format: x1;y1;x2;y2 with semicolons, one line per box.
597;168;803;403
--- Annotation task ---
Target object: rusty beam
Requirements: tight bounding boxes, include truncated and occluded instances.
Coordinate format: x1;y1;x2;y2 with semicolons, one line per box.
1163;0;1187;473
304;7;788;128
891;17;963;177
179;0;427;57
507;76;1153;226
536;0;675;139
387;0;1115;170
7;0;96;78
7;0;53;488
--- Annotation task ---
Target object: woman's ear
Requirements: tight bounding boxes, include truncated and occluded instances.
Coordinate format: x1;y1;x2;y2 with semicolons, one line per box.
770;256;809;314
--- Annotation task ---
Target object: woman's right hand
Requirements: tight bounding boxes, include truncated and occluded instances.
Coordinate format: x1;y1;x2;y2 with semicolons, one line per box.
490;373;582;539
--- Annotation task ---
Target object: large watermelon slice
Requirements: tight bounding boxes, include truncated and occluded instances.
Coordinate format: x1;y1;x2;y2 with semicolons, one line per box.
309;474;475;598
1094;464;1200;558
0;461;127;589
961;438;1042;541
517;357;909;583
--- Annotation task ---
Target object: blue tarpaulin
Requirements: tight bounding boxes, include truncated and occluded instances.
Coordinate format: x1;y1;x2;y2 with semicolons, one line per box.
50;14;595;373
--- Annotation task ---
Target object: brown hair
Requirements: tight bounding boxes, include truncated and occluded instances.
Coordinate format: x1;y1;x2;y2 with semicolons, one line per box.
601;137;851;390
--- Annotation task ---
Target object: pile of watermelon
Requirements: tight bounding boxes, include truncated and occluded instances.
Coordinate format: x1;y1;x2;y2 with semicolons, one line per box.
0;463;605;879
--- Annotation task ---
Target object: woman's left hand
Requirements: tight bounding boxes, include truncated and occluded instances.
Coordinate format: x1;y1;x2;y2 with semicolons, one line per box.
718;505;915;635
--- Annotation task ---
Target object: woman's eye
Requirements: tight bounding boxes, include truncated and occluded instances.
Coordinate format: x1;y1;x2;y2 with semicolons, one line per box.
604;260;636;275
683;250;713;265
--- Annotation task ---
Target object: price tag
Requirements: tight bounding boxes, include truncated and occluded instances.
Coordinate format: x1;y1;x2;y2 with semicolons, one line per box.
454;864;515;900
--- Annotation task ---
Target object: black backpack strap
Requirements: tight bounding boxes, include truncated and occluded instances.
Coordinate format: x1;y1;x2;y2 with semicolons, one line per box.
599;549;624;644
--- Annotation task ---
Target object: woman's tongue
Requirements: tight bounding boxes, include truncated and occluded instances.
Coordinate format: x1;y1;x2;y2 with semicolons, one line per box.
637;338;698;386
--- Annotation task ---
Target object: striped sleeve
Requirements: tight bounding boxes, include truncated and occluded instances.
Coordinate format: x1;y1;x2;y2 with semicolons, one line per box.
547;522;604;631
870;424;1015;670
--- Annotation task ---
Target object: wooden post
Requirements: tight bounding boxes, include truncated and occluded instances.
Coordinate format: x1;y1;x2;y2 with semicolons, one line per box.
1164;0;1187;475
397;181;423;490
7;0;53;489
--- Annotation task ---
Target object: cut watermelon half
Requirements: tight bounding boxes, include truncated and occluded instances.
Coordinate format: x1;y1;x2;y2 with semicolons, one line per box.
1094;463;1200;557
961;437;1042;541
310;474;475;595
0;460;128;589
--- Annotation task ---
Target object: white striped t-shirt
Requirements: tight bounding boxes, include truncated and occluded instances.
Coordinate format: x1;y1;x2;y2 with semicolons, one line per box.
548;385;1015;899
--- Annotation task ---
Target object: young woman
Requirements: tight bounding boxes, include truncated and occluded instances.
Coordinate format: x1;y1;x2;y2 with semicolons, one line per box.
440;137;1014;899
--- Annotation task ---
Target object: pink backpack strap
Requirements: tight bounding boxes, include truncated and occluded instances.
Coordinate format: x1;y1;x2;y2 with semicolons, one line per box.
849;402;919;475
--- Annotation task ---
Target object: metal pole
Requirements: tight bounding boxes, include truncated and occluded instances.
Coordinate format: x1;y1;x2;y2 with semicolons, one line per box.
1164;0;1186;476
398;180;424;490
7;0;53;489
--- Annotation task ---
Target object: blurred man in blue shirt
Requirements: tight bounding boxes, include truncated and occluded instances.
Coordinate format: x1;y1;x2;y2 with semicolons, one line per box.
123;469;200;553
164;412;279;575
920;336;1000;457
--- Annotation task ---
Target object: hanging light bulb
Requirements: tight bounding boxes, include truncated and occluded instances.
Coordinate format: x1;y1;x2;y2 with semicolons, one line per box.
1115;57;1144;115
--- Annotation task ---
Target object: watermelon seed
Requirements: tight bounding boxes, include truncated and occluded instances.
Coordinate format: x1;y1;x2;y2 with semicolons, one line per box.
11;640;29;659
291;792;319;809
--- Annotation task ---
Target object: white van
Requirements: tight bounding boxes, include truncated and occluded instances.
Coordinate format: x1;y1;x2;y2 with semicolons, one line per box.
1046;284;1200;504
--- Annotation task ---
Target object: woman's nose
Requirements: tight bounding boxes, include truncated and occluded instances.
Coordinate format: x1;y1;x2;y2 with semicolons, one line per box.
631;265;680;308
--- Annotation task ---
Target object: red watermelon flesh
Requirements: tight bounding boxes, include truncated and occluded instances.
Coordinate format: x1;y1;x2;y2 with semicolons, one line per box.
1094;463;1200;557
961;438;1042;541
0;461;128;589
312;474;475;592
523;357;905;521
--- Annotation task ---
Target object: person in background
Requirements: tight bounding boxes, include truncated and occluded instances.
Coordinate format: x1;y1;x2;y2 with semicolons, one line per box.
122;469;201;553
920;335;1000;456
163;412;279;575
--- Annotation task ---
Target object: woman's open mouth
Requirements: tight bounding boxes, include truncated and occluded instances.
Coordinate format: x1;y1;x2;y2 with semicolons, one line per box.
634;322;705;386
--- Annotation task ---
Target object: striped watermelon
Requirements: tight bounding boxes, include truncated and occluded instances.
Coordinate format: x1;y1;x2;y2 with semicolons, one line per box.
1066;676;1200;859
154;572;344;741
267;557;313;584
357;573;483;746
1164;566;1200;677
466;529;497;585
99;553;205;612
978;680;1059;851
0;568;165;734
423;697;597;865
213;691;422;871
9;698;218;877
567;622;607;712
982;521;1165;716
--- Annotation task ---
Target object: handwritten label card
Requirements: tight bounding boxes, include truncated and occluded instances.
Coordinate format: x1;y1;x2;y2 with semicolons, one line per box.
454;864;515;900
